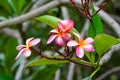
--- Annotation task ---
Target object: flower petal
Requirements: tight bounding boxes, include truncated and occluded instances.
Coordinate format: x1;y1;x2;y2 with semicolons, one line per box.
16;45;26;50
28;38;41;47
65;20;74;32
76;46;84;58
67;40;78;46
49;28;59;33
58;20;68;30
73;32;83;42
83;44;95;52
15;48;26;60
84;37;94;44
58;20;74;32
26;37;34;45
47;34;57;44
22;49;31;57
62;33;71;42
55;36;65;46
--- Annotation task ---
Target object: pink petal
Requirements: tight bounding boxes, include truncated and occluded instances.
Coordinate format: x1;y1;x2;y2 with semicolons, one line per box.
58;20;68;29
76;46;84;58
16;45;26;50
55;36;65;46
83;44;95;52
73;32;83;42
62;33;71;42
22;49;31;57
49;28;59;33
67;40;78;46
26;37;34;45
47;34;57;44
65;20;74;32
15;48;26;60
58;20;74;32
84;37;94;44
28;38;41;47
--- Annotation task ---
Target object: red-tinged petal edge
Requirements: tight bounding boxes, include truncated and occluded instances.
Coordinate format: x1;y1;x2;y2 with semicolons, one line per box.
47;34;57;44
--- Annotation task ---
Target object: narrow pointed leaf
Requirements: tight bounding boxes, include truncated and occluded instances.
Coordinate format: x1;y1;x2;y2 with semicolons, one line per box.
88;6;103;38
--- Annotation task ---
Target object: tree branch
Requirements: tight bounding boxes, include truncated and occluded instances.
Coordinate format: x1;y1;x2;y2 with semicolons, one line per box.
0;0;59;29
96;66;120;80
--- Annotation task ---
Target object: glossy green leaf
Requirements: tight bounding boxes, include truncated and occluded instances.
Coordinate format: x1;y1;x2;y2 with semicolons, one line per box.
26;58;68;67
31;65;59;80
36;15;61;28
88;6;103;38
94;34;120;56
12;0;26;15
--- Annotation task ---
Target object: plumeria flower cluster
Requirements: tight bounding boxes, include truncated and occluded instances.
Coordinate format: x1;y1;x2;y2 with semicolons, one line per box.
15;19;95;59
47;19;74;46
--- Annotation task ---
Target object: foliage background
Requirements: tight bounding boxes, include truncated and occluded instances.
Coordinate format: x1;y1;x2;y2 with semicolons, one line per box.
0;0;120;80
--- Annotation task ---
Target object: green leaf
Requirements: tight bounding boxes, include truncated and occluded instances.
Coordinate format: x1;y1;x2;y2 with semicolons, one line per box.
36;15;62;28
0;72;14;80
0;0;13;15
26;58;68;67
4;37;18;71
88;6;103;38
82;76;92;80
31;65;59;80
94;34;120;56
12;0;26;15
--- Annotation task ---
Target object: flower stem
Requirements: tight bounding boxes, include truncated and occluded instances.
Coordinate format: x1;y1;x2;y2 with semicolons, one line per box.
90;66;100;79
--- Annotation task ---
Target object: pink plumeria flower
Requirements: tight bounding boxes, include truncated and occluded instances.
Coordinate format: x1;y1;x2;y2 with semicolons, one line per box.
47;19;74;46
67;32;95;58
15;38;41;59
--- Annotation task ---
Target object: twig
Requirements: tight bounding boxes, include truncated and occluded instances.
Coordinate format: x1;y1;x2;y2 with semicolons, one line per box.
95;0;105;6
1;28;23;44
96;66;120;80
92;0;110;16
99;43;120;65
